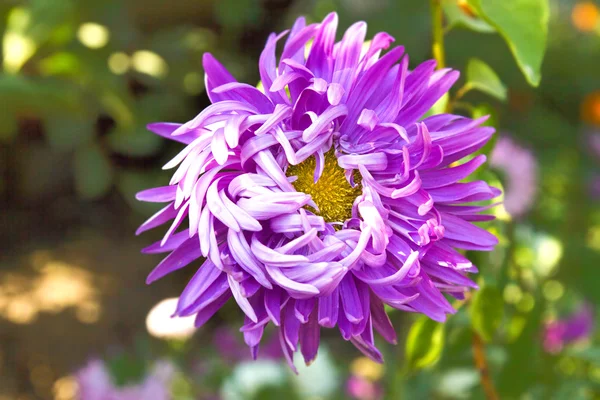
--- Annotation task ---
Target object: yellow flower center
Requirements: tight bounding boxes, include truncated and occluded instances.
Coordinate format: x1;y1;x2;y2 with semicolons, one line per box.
286;150;362;223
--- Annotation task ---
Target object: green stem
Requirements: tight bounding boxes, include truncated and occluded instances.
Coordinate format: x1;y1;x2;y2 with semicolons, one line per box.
472;332;500;400
447;84;473;112
430;0;446;70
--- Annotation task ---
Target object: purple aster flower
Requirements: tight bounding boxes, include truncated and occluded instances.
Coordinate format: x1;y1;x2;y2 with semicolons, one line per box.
136;13;499;369
490;135;537;218
76;359;175;400
543;303;595;354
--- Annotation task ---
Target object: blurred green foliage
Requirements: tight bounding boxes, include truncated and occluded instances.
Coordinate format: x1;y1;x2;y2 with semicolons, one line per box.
0;0;215;205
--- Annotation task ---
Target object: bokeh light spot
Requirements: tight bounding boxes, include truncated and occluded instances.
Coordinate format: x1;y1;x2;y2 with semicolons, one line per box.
0;261;100;325
146;297;196;340
53;376;77;400
514;246;535;269
108;52;130;75
572;2;599;32
581;91;600;126
184;29;214;51
75;301;101;324
350;357;385;381
543;280;565;302
558;357;577;375
183;72;204;95
2;32;36;73
507;315;527;341
76;23;110;49
492;203;512;222
516;293;535;313
503;283;523;304
4;296;37;324
535;235;563;277
132;50;168;78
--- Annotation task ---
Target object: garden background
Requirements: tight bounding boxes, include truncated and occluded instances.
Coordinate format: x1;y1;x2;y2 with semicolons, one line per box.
1;0;599;399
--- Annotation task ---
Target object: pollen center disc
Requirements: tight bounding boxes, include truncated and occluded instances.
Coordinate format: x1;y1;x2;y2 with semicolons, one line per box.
286;150;362;224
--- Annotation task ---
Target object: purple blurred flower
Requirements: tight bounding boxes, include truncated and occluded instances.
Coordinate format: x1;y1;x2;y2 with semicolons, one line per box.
136;13;498;369
346;374;383;400
587;132;600;199
543;303;595;354
490;136;537;218
591;176;600;199
589;132;600;159
76;359;174;400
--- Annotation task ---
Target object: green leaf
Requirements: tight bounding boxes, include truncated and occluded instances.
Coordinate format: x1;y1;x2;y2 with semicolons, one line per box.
466;58;507;102
469;285;504;342
467;0;550;86
442;0;495;33
405;316;445;370
471;103;498;158
73;143;113;199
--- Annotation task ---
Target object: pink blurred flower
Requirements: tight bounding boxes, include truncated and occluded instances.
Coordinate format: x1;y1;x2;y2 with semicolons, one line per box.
490;136;538;218
543;303;595;354
76;359;175;400
346;374;383;400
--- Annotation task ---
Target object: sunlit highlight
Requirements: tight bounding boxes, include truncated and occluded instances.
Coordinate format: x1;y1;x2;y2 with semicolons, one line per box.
2;32;36;73
132;50;168;78
183;72;204;95
108;52;130;75
77;23;110;49
0;261;100;325
146;297;196;340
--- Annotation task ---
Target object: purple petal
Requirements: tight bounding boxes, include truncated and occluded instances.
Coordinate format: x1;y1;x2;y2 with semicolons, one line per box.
370;293;397;344
195;291;231;328
228;275;258;323
340;276;364;324
146;237;201;283
318;288;339;328
300;307;320;365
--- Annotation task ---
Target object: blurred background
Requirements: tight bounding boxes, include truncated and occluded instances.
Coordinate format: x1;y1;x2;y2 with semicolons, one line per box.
0;0;599;399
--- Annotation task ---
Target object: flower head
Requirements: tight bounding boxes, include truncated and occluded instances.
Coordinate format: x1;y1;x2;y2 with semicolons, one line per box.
137;13;499;369
490;135;537;218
